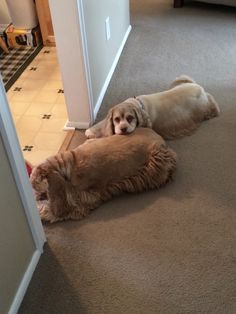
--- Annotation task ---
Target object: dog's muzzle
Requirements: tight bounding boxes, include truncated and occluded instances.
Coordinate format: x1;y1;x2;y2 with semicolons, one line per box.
120;127;128;134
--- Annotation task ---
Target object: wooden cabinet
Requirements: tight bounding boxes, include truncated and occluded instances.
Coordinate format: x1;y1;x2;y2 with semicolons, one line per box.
35;0;55;46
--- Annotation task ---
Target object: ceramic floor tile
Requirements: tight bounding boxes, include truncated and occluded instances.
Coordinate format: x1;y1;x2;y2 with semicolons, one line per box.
10;78;25;90
23;63;53;80
38;59;59;68
33;54;56;63
34;90;59;103
12;115;22;124
23;149;57;166
16;116;43;134
24;102;55;116
32;54;44;63
46;47;57;53
41;48;57;56
28;59;41;67
49;70;62;80
8;101;31;115
41;58;59;66
41;80;62;92
8;45;69;164
40;116;66;132
33;131;67;150
51;103;68;118
21;79;46;91
6;90;15;100
38;63;58;70
10;90;39;102
55;93;66;105
17;131;37;147
19;68;32;80
28;68;54;80
38;55;59;63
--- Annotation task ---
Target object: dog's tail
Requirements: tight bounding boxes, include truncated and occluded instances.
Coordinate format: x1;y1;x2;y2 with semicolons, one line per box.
170;74;195;89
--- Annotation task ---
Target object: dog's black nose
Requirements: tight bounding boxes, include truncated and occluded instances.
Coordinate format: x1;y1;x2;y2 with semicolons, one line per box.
121;127;127;133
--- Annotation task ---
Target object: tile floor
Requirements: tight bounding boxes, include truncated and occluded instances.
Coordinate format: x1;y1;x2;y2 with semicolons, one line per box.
6;46;68;165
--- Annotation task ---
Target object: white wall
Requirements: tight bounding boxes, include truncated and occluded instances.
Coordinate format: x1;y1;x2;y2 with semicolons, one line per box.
0;0;11;24
49;0;131;128
49;0;91;129
82;0;130;113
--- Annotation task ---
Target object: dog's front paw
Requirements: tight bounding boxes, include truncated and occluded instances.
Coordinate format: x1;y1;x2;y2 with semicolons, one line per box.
85;128;96;139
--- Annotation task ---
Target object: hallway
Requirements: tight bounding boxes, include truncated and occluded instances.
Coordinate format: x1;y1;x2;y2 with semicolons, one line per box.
6;46;68;165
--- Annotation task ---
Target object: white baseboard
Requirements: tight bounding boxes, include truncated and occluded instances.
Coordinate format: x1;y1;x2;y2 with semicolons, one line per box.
8;250;42;314
63;120;75;130
93;25;132;119
64;119;89;130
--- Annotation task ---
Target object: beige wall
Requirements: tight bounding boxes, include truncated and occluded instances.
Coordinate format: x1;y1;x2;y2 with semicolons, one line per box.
49;0;130;128
0;134;35;314
82;0;130;110
49;0;91;128
0;0;11;24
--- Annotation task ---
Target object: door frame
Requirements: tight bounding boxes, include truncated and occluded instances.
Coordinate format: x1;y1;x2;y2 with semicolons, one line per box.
0;77;46;250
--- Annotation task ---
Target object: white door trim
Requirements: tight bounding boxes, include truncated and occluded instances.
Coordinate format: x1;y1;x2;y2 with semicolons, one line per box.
93;25;132;118
76;0;94;123
8;250;42;314
0;76;46;251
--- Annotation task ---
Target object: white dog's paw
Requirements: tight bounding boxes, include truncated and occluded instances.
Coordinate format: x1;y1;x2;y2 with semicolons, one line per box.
85;128;96;139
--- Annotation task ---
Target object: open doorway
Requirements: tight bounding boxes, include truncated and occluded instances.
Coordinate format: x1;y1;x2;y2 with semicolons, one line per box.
1;0;68;166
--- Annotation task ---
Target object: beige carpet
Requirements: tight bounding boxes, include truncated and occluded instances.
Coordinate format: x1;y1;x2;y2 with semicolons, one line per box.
20;1;236;313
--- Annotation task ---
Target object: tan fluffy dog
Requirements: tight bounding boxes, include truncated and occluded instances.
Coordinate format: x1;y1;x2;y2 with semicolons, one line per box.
30;128;176;223
85;75;220;140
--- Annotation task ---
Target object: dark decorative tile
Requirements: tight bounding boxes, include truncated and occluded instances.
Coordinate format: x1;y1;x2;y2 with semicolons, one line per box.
30;67;37;71
42;114;52;119
13;87;22;91
58;89;64;93
43;50;50;54
23;145;34;152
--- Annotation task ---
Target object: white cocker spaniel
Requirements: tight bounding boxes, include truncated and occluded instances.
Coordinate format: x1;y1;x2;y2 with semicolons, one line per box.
85;75;220;140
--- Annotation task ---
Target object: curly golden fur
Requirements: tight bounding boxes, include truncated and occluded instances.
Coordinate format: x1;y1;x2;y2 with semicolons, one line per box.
30;128;177;223
85;75;220;140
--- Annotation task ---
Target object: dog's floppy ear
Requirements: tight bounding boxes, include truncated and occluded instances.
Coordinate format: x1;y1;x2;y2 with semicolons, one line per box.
30;163;51;201
47;170;75;218
101;107;115;136
133;106;152;128
31;162;48;179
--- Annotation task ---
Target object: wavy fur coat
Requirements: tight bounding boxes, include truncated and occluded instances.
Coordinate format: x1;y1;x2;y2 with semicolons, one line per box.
30;128;177;223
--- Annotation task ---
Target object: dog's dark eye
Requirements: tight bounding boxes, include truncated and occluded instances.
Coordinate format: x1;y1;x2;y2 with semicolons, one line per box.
127;115;134;123
114;117;120;123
